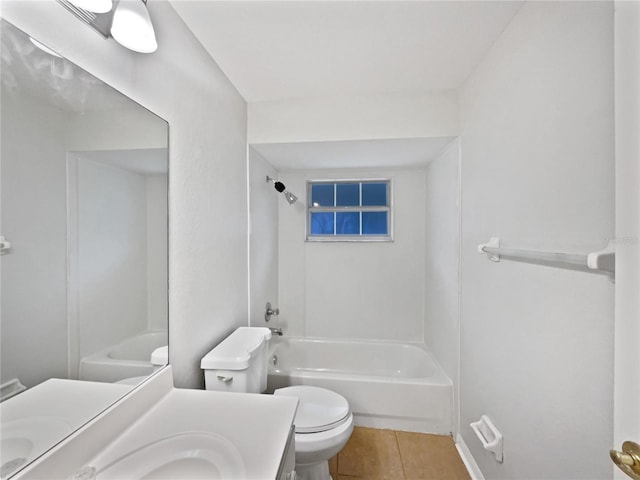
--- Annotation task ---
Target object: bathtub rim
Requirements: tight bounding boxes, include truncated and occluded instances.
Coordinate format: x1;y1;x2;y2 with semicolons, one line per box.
267;335;453;387
79;329;168;382
106;330;169;361
81;329;168;363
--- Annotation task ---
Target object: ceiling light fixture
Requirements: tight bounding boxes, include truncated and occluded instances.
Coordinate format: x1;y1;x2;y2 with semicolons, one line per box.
111;0;158;53
67;0;113;14
57;0;158;54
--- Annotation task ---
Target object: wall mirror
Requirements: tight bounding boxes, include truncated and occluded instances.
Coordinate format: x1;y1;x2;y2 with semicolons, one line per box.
0;18;168;477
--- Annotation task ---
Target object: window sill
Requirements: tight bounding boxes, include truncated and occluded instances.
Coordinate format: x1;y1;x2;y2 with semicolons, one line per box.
305;236;393;243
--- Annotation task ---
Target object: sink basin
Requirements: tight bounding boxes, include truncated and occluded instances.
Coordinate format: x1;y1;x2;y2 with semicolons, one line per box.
1;417;72;478
90;432;245;480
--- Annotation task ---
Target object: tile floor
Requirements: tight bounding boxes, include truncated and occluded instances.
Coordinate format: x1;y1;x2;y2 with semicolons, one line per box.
328;427;471;480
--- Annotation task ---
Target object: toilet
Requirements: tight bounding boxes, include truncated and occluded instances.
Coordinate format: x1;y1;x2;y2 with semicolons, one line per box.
201;327;354;480
274;385;353;480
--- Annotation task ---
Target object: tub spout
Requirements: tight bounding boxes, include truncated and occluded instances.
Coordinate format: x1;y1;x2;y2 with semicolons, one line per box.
268;327;283;336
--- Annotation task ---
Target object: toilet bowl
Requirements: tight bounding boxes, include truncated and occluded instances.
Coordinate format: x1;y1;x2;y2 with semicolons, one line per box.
274;385;354;480
201;327;354;480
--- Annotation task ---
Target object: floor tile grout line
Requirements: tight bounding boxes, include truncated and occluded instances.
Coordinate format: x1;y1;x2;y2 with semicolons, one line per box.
394;430;407;479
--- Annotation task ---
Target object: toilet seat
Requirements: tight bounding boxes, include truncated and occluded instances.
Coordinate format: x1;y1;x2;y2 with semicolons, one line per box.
293;413;354;463
273;386;350;433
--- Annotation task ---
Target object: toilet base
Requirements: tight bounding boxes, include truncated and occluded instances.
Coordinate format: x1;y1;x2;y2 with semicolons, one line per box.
295;460;331;480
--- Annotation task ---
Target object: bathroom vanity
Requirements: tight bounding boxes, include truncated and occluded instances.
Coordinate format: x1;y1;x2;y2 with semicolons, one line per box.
8;367;298;479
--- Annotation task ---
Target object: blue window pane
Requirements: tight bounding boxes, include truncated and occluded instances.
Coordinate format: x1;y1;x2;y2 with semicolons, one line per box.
336;183;359;206
310;212;334;235
336;212;360;235
362;182;387;206
311;184;334;207
362;212;387;235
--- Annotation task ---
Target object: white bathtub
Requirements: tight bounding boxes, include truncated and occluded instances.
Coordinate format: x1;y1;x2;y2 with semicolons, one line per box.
79;330;167;383
267;337;453;434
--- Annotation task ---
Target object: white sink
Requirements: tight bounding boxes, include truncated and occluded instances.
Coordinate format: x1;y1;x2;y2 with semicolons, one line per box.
1;417;72;479
84;432;245;480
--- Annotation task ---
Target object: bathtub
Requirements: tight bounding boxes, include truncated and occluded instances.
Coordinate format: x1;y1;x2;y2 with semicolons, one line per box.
267;337;453;434
79;330;168;383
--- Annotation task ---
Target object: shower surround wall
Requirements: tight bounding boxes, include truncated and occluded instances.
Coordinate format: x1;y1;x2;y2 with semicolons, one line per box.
74;158;150;361
458;2;614;478
70;156;168;366
277;168;426;342
146;174;169;331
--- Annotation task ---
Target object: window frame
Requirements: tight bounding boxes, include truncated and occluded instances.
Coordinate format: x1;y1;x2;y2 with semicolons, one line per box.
305;178;393;242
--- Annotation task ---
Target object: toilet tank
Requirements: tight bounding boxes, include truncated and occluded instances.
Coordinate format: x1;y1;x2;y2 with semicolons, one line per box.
151;345;168;372
201;327;272;393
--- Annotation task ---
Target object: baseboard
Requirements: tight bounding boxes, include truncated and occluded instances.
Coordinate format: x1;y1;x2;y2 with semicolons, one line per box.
456;434;485;480
353;413;451;435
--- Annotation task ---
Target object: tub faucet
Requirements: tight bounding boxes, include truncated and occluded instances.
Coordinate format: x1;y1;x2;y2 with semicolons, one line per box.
268;327;283;336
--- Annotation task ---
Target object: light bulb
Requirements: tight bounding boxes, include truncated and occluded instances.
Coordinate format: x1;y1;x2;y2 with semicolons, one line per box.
111;0;158;53
284;191;298;205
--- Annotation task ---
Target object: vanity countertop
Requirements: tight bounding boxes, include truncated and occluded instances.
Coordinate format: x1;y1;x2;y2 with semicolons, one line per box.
87;387;299;479
1;379;131;424
12;368;298;479
1;379;133;478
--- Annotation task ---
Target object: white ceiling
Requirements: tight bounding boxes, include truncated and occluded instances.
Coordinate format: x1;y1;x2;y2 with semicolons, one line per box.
251;137;456;171
170;0;523;103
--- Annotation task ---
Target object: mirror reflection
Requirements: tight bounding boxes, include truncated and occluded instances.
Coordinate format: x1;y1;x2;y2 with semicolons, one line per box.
0;18;168;477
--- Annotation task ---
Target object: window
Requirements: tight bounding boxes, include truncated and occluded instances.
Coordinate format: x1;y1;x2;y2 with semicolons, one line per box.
306;179;392;241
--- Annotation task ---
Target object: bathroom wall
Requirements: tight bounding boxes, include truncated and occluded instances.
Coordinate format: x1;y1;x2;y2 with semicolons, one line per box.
248;147;279;326
2;0;248;388
277;168;426;341
424;138;460;432
137;3;248;388
0;89;71;388
458;2;614;478
248;91;458;144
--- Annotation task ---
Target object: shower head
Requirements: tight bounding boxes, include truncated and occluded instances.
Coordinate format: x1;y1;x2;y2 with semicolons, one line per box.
266;176;298;205
284;191;298;205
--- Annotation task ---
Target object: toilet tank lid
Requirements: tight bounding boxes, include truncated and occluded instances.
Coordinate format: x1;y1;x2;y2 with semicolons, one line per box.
151;345;168;366
200;327;272;370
